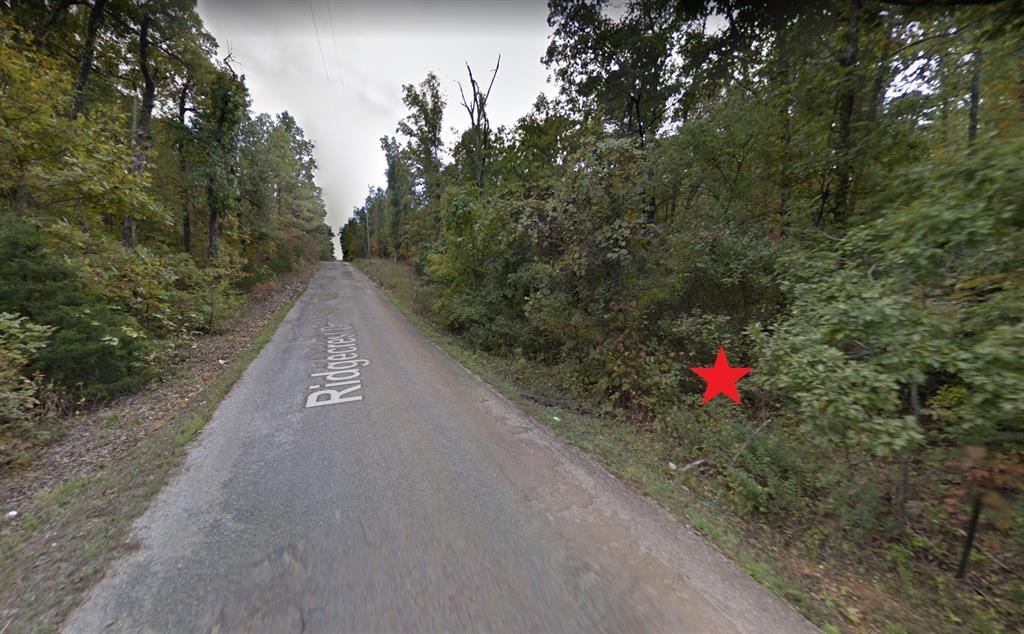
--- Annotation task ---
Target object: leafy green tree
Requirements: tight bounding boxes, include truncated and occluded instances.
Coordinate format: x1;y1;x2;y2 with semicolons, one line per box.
357;0;1024;609
192;61;248;261
0;18;158;224
0;3;332;416
397;73;446;250
381;136;414;258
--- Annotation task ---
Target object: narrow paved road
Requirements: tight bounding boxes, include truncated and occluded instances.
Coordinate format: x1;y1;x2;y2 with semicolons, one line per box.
67;262;815;633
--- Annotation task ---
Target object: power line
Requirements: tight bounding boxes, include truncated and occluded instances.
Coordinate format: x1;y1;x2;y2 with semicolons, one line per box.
308;0;331;86
326;1;345;92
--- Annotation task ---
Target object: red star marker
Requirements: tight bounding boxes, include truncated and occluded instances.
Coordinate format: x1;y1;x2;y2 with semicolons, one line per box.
690;346;751;404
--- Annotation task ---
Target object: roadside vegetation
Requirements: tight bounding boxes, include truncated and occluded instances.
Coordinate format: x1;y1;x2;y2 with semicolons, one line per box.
1;283;303;632
345;2;1023;631
0;3;334;470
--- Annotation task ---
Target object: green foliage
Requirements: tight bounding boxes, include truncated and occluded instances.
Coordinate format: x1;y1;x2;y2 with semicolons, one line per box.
0;312;52;433
0;223;153;399
0;18;160;226
756;138;1024;456
349;1;1024;628
0;5;332;427
397;72;446;209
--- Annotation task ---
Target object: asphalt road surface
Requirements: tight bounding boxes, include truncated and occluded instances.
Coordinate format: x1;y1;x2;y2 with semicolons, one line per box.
66;262;816;634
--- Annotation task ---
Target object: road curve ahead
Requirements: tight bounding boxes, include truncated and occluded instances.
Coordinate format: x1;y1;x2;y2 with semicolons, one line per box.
67;262;816;634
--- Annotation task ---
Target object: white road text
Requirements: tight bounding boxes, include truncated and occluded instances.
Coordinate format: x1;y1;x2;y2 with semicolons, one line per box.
305;324;369;408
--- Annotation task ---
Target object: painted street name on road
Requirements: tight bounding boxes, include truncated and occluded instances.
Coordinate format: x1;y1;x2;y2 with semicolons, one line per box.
305;324;369;408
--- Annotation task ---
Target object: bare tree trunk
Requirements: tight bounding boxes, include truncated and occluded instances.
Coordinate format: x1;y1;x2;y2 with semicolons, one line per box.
830;0;865;225
956;493;983;578
124;15;155;248
123;94;137;247
865;35;893;124
12;167;29;213
896;379;922;528
779;105;792;226
645;164;658;224
376;200;385;258
177;77;194;255
177;76;191;126
121;215;136;249
207;183;219;261
968;47;981;145
777;50;794;234
176;76;194;254
133;15;155;157
183;208;192;255
458;57;500;192
71;0;109;117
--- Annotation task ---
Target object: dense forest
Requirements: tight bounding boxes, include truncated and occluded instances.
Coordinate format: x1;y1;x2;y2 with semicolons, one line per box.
0;1;333;459
343;0;1023;628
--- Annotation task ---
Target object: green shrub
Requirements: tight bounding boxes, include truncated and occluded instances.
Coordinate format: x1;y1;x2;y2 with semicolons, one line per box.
0;222;152;399
664;406;819;520
44;221;245;337
165;262;245;334
823;469;889;545
0;312;52;431
236;261;274;293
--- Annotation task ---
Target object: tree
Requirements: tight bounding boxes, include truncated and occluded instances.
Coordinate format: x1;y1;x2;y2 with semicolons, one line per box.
354;0;1024;618
120;0;213;247
397;72;446;246
544;0;682;141
192;59;248;261
0;17;157;223
0;2;333;428
381;136;413;258
70;0;109;117
457;56;500;190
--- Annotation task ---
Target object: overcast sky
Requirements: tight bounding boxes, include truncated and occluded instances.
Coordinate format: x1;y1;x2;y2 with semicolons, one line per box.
197;0;554;256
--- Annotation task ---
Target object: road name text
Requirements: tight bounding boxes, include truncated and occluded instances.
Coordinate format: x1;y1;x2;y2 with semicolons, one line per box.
305;324;369;408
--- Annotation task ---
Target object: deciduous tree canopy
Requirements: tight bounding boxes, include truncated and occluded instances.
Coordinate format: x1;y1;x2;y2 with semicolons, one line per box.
342;1;1022;628
0;2;333;454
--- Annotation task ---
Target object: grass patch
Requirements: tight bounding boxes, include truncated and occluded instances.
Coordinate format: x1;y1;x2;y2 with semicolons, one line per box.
355;257;1019;634
0;295;298;634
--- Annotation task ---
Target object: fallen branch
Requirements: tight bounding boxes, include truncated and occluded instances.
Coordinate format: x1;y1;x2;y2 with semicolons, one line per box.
680;459;707;473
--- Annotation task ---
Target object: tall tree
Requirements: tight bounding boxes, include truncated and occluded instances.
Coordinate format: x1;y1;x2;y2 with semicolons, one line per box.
457;57;500;190
122;13;152;247
827;0;867;225
397;73;446;209
380;136;413;259
70;0;109;117
544;0;682;141
176;72;195;254
193;60;248;261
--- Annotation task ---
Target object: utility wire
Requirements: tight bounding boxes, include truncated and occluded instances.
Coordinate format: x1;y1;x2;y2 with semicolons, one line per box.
308;0;331;85
326;1;346;91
